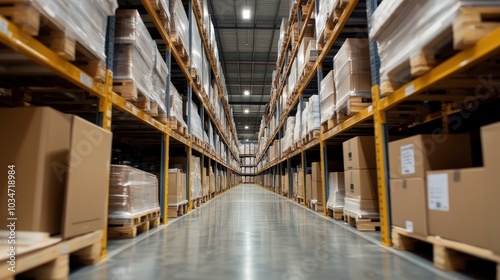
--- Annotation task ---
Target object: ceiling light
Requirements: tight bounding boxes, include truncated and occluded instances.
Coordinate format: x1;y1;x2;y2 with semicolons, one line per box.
245;126;249;129
244;109;249;114
242;9;251;20
246;139;249;142
243;90;250;96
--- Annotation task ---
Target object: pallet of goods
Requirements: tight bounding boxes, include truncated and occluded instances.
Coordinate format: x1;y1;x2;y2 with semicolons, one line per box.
170;0;190;65
371;0;500;96
108;165;161;239
326;172;345;220
334;38;372;118
168;168;188;218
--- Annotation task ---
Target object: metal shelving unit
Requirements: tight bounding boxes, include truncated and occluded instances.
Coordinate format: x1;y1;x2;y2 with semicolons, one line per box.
0;0;243;259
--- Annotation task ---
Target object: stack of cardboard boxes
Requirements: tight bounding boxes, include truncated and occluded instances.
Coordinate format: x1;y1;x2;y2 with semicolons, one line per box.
310;162;324;210
342;136;379;217
327;172;345;211
168;169;187;205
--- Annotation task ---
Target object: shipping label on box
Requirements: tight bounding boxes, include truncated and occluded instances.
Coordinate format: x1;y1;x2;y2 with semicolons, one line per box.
427;173;449;211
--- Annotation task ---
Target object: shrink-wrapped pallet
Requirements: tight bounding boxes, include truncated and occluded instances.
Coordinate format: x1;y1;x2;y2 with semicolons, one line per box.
301;101;309;139
170;0;190;50
320;70;335;123
334;39;372;111
169;82;187;128
315;0;338;45
293;104;302;144
188;102;203;140
191;10;203;76
307;95;321;133
151;44;168;113
108;165;160;222
202;53;210;95
288;60;298;95
30;0;117;61
326;172;345;210
370;0;500;90
191;156;202;199
115;10;155;65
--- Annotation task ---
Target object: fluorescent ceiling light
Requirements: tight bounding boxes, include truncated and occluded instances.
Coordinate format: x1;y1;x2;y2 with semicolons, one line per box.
242;9;251;19
244;109;249;114
245;126;249;129
243;90;250;96
246;139;249;142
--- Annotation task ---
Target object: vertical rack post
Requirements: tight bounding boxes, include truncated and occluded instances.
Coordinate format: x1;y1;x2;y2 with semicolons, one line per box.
161;133;170;224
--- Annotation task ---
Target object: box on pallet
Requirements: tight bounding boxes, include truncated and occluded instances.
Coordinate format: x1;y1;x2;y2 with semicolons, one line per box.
426;168;487;249
390;177;427;235
168;169;187;204
344;169;378;200
342;136;376;170
480;122;500;254
0;107;112;239
306;174;313;201
327;172;345;210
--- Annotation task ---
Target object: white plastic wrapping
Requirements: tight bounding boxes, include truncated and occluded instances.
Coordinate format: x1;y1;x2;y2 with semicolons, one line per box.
320;70;335;123
169;82;187;128
115;10;155;67
170;0;190;51
371;0;500;88
334;38;372;110
288;60;298;95
307;95;320;133
315;0;338;46
190;10;203;75
293;103;303;144
191;156;202;199
108;165;160;222
30;0;117;61
283;117;296;152
189;102;204;140
152;43;168;113
202;53;210;95
326;172;345;210
113;44;153;98
343;197;379;217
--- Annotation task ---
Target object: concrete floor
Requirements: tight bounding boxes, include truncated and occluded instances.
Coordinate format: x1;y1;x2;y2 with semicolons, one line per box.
70;184;478;280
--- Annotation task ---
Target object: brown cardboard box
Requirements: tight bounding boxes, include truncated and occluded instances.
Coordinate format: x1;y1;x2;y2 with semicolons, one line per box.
311;162;322;183
0;107;112;238
390;178;428;236
427;168;488;249
344;169;378;200
306;174;312;201
312;181;323;201
168;170;185;204
388;134;472;179
342;136;376;170
481;122;500;254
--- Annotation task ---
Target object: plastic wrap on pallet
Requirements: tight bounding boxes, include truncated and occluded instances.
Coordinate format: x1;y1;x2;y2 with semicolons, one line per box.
30;0;117;61
113;44;153;98
343;197;379;217
320;70;335;123
293;105;302;144
157;0;171;21
307;95;321;133
315;0;338;47
170;0;190;51
189;102;204;140
115;10;155;67
371;0;500;88
108;165;160;221
277;18;289;58
169;82;187;128
288;60;298;94
191;156;202;199
151;43;168;113
283;117;296;152
301;102;309;139
191;10;203;77
297;37;314;77
203;0;210;32
202;53;210;95
334;39;372;109
326;172;345;210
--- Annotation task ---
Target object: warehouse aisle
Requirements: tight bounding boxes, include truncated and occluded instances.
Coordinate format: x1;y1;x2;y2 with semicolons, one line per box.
70;184;463;280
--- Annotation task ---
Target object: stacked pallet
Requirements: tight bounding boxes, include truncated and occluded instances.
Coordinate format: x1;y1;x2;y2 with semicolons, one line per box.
320;70;335;126
371;0;500;96
108;165;161;238
170;0;190;64
167;168;188;218
326;172;345;219
334;38;372;117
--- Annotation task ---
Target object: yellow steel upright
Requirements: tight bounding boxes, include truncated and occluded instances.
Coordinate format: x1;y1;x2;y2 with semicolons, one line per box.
98;70;113;259
372;85;392;246
162;132;170;224
319;139;328;216
187;146;193;210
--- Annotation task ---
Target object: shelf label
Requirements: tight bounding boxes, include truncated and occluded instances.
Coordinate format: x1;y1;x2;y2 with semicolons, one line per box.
405;84;415;96
0;18;11;37
80;72;93;88
428;173;449;211
405;221;414;233
400;144;415;175
132;108;138;115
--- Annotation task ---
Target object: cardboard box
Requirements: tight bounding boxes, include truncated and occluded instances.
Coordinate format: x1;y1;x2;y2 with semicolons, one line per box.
0;107;112;238
390;178;428;236
168;170;186;204
389;134;472;179
427;168;488;249
344;169;378;200
311;162;322;183
481;122;500;254
312;181;323;201
342;136;376;170
306;174;312;200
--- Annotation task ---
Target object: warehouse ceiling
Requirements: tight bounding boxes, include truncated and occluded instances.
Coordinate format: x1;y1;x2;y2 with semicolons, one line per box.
209;0;290;142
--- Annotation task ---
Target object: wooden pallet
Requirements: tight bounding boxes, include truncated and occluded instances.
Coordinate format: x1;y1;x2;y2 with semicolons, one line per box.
149;0;170;30
170;31;190;67
155;109;168;125
317;0;350;51
381;6;500;96
311;200;323;212
192;197;202;208
327;207;344;220
168;200;188;218
296;195;305;205
336;96;373;117
343;210;380;232
108;208;160;227
169;117;188;136
107;217;160;239
0;1;106;81
392;226;500;279
0;230;103;280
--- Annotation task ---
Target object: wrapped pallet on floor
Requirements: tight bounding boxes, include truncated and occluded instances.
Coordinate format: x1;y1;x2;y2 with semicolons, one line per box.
108;165;160;238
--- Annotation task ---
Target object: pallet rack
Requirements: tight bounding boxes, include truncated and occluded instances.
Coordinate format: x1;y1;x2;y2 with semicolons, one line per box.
254;0;500;255
0;0;243;259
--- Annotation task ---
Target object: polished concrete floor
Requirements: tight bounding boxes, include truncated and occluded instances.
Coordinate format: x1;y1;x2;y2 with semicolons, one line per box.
70;184;478;280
